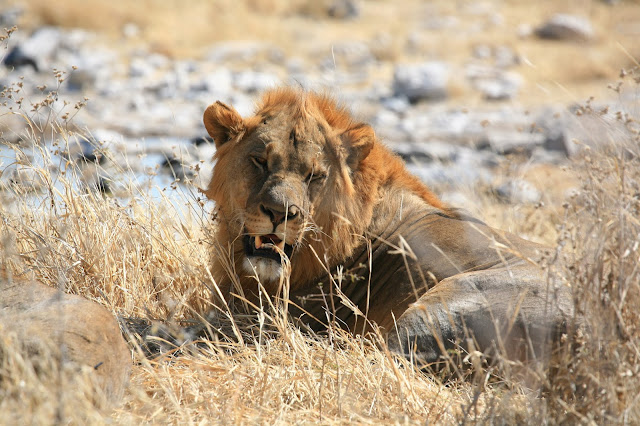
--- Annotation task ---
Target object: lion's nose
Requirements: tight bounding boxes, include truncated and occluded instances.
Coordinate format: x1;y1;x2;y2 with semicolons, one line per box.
260;204;299;226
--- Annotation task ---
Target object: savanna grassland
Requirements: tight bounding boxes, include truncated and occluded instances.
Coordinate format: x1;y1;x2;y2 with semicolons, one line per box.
2;1;640;424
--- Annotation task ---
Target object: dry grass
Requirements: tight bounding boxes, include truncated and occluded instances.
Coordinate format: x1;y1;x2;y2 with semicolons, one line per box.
1;35;640;426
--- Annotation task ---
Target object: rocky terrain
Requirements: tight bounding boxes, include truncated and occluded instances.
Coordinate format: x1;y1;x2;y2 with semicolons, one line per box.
0;1;638;213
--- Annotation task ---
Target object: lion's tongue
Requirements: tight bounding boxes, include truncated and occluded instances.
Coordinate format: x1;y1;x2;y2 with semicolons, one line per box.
255;234;285;251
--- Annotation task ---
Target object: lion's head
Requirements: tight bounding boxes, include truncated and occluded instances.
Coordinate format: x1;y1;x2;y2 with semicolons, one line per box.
202;88;443;298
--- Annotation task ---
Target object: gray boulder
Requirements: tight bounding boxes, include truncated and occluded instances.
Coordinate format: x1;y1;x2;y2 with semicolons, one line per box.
392;62;449;102
535;14;595;41
496;179;542;204
3;27;63;72
0;280;131;404
467;65;522;100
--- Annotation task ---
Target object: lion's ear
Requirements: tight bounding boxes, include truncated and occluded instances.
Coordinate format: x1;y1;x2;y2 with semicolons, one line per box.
343;123;375;169
203;101;245;148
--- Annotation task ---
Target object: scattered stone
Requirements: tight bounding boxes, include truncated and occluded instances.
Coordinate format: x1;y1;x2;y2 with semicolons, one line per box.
161;156;194;181
122;23;140;39
392;140;460;163
517;23;534;38
535;14;595;41
440;191;484;216
328;0;360;19
495;178;542;204
421;15;459;31
407;159;492;188
372;109;400;130
205;41;281;64
467;65;521;100
533;108;570;154
473;44;493;60
494;45;520;68
381;96;410;114
6;165;48;192
234;70;279;93
0;6;22;27
191;135;214;146
326;41;374;68
478;130;545;155
3;46;38;71
4;27;63;72
129;57;155;78
392;62;449;102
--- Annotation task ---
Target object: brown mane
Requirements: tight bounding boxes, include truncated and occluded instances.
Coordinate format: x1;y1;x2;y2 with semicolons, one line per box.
256;88;445;209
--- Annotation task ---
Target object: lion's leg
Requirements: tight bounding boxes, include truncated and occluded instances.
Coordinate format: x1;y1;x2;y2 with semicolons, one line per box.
387;266;573;370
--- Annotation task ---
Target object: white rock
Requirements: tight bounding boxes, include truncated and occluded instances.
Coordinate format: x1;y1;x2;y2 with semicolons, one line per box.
392;62;449;102
535;14;595;41
234;70;279;93
496;179;542;204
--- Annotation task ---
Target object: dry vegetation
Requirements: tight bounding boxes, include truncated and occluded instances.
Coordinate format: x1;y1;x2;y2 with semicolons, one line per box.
2;2;640;424
1;65;639;424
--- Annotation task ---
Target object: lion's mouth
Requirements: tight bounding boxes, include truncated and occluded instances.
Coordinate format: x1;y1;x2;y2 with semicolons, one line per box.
243;234;293;263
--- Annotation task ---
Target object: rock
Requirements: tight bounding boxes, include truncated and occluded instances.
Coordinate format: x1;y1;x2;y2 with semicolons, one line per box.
517;23;534;38
440;191;484;216
467;65;522;100
328;0;360;19
392;62;449;102
478;130;545;155
129;57;155;78
494;45;520;68
392;140;460;164
420;15;459;31
0;6;22;27
0;280;131;404
535;14;595;41
205;41;282;64
190;135;214;146
472;44;493;60
122;22;140;39
495;178;542;204
3;46;38;71
3;27;63;72
381;96;410;114
6;166;48;192
533;108;570;154
407;158;493;188
286;57;306;74
372;109;400;129
533;106;633;157
325;41;374;68
192;69;233;97
477;72;521;100
234;70;279;93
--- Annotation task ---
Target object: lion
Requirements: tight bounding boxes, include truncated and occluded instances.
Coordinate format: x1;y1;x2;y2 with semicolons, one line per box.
201;87;574;368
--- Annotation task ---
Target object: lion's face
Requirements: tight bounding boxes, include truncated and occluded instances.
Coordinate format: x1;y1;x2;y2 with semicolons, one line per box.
203;89;375;283
226;108;331;281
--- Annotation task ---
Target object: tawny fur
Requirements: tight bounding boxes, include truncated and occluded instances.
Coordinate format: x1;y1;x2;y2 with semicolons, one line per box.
203;87;444;303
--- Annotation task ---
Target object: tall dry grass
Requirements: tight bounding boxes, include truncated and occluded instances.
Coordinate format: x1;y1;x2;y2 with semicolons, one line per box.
2;46;640;424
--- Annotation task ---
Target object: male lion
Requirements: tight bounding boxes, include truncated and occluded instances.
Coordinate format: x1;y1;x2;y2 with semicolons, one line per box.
202;87;574;368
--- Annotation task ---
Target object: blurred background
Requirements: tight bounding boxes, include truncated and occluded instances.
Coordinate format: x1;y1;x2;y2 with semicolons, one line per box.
1;0;639;217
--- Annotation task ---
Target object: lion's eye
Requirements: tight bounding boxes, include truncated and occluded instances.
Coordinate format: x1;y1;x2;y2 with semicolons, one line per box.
306;172;327;184
251;156;267;171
